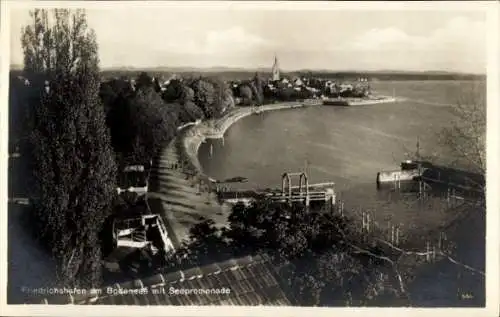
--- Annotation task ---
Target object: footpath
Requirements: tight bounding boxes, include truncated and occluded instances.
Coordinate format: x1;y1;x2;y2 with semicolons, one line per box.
147;138;228;248
147;103;309;247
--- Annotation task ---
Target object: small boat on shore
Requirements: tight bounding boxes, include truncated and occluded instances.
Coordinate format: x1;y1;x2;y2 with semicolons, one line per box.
224;176;249;183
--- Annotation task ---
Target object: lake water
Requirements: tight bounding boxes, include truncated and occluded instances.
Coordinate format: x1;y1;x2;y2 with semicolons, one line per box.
199;80;484;209
198;80;486;306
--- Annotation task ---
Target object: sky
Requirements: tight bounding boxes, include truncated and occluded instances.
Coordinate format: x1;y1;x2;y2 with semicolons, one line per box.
9;4;487;73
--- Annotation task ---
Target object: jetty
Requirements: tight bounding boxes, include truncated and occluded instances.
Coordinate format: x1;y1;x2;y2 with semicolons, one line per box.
322;95;397;106
216;172;336;208
376;160;484;200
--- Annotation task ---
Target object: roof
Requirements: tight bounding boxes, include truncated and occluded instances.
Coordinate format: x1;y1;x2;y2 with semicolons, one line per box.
34;254;293;306
111;196;151;220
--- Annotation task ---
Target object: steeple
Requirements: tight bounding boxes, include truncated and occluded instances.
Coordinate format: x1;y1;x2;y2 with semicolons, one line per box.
272;54;280;81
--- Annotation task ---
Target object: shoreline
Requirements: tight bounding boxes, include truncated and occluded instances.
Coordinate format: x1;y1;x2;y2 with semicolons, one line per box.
179;102;308;180
322;95;404;106
146;102;309;244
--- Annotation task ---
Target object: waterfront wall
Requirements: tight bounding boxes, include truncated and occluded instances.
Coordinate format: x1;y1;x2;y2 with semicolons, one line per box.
179;102;307;178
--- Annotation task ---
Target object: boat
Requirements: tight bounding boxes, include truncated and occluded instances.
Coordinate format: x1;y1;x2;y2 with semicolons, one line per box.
223;176;249;183
376;159;484;197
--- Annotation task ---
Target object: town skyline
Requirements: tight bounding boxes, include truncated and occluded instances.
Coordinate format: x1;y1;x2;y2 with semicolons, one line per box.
9;6;487;74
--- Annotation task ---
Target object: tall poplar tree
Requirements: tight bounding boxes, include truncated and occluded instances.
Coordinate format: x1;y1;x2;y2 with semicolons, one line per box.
21;9;117;287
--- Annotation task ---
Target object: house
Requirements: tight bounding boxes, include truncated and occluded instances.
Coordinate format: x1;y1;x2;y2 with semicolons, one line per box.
117;164;150;195
292;78;303;87
267;83;276;91
32;254;294;306
99;195;176;272
339;83;353;92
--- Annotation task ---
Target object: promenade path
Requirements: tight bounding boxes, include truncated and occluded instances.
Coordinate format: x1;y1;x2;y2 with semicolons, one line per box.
147;138;230;248
146;104;307;247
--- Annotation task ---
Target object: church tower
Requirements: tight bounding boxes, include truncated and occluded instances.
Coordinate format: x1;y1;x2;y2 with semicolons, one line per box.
272;54;280;81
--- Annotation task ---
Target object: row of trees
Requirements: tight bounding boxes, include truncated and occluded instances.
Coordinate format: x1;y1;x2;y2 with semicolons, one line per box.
15;8;237;288
14;8;320;289
100;73;235;166
15;8;250;288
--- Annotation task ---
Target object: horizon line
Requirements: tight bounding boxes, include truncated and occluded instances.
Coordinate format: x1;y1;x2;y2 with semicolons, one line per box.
9;64;486;76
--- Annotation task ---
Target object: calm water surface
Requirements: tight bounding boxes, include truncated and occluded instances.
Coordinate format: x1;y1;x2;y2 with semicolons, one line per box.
198;80;486;306
199;81;484;210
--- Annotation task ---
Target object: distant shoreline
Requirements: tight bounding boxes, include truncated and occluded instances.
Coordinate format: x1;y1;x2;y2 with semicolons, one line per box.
8;68;486;82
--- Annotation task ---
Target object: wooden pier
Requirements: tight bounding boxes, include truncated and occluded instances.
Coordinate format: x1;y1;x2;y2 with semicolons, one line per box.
377;160;484;200
218;172;336;207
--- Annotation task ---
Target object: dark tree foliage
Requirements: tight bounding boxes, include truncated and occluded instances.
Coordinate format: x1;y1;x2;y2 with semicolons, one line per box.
182;86;195;102
8;73;46;153
295;87;314;100
162;102;203;125
187;219;231;264
99;79;134;114
99;78;138;165
152;77;162;94
249;82;261;106
338;88;367;98
105;94;135;162
263;83;276;102
307;78;323;90
190;78;216;118
21;9;117;287
252;73;264;105
180;101;205;122
212;79;234;116
238;84;253;106
175;200;406;306
129;87;180;163
187;77;232;119
161;79;185;103
230;82;241;98
135;71;153;92
101;76;207;168
276;87;295;101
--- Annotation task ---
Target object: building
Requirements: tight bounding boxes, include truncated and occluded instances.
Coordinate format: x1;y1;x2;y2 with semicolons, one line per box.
339;83;353;92
117;164;150;195
31;254;294;306
293;78;303;87
271;54;280;81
